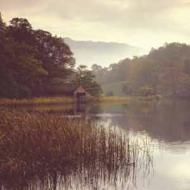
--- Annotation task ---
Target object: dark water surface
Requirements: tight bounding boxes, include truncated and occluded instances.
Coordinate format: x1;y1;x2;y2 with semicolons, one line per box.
2;99;190;190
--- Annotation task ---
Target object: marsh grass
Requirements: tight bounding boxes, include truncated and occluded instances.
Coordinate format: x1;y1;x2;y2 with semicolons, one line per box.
0;109;144;190
0;95;160;108
99;95;161;104
99;96;132;103
0;96;74;106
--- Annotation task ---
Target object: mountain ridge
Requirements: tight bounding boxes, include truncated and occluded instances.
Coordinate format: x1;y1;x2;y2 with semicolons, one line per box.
64;38;145;67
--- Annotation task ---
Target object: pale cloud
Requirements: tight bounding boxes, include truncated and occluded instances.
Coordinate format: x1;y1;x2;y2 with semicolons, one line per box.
1;0;190;49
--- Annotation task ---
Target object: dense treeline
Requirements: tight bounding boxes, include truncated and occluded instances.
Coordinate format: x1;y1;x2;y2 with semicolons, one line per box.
0;14;101;98
92;43;190;98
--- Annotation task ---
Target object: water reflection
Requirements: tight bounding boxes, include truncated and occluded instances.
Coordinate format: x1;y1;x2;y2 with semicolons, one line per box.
56;100;190;143
108;100;190;143
3;99;190;143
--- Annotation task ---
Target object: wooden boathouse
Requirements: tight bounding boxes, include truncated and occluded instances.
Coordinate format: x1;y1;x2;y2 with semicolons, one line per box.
74;85;89;103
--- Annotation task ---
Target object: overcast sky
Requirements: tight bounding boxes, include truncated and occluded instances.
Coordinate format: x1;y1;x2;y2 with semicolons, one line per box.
1;0;190;49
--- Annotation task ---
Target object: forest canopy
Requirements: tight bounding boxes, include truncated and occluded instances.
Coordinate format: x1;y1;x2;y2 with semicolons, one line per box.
0;15;102;98
1;14;190;99
92;43;190;98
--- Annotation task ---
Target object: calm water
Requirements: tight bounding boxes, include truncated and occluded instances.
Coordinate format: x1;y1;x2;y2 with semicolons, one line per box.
94;100;190;190
2;99;190;190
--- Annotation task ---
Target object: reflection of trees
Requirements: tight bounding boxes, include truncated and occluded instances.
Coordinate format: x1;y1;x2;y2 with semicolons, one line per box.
109;100;190;143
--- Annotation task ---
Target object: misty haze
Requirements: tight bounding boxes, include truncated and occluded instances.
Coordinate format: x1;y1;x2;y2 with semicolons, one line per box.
64;38;144;67
0;0;190;190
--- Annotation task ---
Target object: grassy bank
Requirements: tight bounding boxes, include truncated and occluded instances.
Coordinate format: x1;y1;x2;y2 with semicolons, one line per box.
99;96;132;103
0;95;161;107
0;96;74;106
99;95;161;103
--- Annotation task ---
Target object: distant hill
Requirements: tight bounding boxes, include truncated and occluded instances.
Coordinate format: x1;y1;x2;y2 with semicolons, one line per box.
64;38;144;67
92;43;190;98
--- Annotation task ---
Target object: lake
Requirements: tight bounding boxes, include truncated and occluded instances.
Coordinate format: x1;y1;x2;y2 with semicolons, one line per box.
1;99;190;190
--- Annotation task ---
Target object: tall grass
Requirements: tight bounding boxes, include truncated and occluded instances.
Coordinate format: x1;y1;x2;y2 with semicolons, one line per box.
99;96;132;103
0;96;99;107
0;95;160;108
0;109;144;190
99;95;160;103
0;96;74;106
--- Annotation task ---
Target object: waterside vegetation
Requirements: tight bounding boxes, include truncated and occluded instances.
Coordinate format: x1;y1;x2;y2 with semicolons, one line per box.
0;109;152;189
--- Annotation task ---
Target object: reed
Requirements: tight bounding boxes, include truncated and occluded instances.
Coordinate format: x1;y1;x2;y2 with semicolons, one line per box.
99;96;132;103
99;95;161;103
0;109;139;189
0;95;160;107
0;96;74;106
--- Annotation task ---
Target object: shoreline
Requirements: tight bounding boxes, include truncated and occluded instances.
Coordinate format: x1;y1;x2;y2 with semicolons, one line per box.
0;95;161;106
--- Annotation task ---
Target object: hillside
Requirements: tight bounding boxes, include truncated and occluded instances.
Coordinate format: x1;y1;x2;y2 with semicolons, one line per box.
64;38;144;67
92;43;190;98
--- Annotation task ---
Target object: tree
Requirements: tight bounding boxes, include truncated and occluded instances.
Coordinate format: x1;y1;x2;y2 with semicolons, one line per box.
0;16;75;98
93;43;190;98
0;12;5;32
74;65;102;96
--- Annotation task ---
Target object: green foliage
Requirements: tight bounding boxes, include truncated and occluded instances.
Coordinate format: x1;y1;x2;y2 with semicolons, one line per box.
0;14;103;98
0;15;75;98
100;81;127;96
106;91;114;96
72;65;102;96
93;43;190;98
137;86;155;96
122;82;133;95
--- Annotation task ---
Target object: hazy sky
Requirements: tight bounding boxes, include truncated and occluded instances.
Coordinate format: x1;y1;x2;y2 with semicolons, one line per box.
1;0;190;49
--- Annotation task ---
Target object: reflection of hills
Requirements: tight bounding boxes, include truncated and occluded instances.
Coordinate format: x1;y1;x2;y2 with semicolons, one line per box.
99;101;190;143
